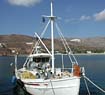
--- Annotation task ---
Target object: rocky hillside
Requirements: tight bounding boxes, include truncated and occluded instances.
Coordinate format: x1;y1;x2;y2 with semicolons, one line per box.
0;34;105;55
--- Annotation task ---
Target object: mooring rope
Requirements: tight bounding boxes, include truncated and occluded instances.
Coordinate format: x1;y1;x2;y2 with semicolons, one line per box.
50;80;55;95
84;75;105;93
83;76;91;95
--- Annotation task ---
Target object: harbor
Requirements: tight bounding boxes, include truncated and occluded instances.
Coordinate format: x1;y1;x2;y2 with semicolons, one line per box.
0;54;105;95
0;0;105;95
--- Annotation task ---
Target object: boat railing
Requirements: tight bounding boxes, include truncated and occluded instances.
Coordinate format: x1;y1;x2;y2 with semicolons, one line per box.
55;66;82;77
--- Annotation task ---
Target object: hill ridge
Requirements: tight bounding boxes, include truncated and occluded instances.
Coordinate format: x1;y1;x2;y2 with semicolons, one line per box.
0;34;105;55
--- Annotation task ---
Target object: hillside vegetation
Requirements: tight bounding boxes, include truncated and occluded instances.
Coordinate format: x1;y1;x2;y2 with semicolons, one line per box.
0;34;105;55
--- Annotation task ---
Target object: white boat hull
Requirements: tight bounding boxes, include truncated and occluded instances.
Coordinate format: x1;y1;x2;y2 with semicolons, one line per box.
22;76;80;95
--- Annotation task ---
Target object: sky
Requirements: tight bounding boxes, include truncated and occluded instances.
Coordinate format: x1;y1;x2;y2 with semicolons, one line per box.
0;0;105;38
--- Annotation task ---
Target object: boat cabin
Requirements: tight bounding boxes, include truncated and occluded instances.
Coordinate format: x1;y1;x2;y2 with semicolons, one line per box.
26;53;51;71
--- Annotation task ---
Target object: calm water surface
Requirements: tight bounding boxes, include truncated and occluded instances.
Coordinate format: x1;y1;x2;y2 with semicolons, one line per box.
0;54;105;95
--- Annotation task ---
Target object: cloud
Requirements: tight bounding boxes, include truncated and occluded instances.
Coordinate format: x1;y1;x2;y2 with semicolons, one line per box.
65;15;91;23
63;9;105;24
64;18;75;23
8;0;42;7
80;15;91;21
94;9;105;21
64;18;79;24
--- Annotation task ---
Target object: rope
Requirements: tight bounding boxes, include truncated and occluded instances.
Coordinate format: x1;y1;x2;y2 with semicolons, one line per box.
83;76;91;95
84;75;105;93
23;20;50;68
50;80;55;95
33;20;50;54
55;22;79;65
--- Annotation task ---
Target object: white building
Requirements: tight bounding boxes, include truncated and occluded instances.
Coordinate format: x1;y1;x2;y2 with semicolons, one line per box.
70;39;81;42
26;42;33;45
87;51;92;54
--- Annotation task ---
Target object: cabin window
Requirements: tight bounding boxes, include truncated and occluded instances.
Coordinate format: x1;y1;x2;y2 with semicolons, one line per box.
42;57;49;62
33;58;41;63
33;57;50;63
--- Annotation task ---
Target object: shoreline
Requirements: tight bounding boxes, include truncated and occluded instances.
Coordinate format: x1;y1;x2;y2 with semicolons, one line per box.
56;53;105;56
0;53;105;57
74;53;105;55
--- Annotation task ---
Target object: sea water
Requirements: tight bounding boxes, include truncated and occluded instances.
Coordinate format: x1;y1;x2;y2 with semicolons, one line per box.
0;54;105;95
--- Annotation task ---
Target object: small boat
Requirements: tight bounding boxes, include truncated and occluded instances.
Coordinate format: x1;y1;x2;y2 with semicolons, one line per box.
15;0;81;95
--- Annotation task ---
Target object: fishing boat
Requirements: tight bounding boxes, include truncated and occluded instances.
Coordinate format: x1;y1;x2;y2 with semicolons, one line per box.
15;0;81;95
